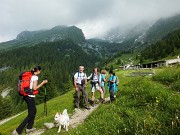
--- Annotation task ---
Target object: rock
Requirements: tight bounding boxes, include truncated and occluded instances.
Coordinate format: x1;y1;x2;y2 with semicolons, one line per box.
44;123;55;129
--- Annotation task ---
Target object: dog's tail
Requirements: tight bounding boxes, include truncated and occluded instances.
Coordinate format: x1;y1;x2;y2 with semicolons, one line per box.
62;109;68;115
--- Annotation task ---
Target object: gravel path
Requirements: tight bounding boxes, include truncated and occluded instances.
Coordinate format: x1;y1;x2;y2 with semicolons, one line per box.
1;97;110;134
28;97;110;135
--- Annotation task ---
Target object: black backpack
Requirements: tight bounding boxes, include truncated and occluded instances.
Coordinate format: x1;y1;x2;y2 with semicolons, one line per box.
89;72;100;84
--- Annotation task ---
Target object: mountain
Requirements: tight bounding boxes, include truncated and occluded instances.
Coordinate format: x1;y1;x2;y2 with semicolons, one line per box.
0;26;85;50
101;14;180;51
0;39;99;94
144;14;180;43
0;25;105;58
141;28;180;61
86;38;125;56
134;14;180;50
1;14;180;57
104;22;150;44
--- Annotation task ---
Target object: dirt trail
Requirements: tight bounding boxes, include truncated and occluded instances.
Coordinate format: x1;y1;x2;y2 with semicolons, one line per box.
0;111;25;125
69;104;100;128
28;97;110;135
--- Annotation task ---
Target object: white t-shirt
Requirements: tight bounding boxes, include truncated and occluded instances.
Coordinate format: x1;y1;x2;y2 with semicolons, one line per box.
74;72;87;84
88;73;101;83
30;75;38;89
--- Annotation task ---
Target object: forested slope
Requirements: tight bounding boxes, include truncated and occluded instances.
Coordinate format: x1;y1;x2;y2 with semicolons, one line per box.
141;29;180;61
0;40;99;119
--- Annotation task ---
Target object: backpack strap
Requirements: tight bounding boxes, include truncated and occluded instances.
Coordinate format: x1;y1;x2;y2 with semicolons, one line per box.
113;76;116;82
110;76;115;84
77;72;86;78
91;73;94;80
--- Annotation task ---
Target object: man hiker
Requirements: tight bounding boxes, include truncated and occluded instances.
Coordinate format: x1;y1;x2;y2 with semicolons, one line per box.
74;66;90;110
88;68;104;105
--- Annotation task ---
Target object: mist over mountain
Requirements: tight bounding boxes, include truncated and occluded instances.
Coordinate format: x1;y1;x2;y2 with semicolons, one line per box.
99;14;180;51
1;14;180;56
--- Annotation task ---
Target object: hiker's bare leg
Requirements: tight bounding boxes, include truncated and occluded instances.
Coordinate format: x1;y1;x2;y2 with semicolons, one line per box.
91;92;95;101
98;88;104;99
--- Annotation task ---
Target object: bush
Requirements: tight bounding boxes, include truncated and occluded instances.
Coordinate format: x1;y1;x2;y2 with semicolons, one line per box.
171;80;180;92
152;67;180;86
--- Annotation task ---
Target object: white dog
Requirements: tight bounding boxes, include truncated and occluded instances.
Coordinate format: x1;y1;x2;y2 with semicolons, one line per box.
54;109;70;133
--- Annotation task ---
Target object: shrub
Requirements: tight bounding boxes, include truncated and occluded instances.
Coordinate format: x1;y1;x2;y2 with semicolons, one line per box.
152;67;180;86
171;80;180;92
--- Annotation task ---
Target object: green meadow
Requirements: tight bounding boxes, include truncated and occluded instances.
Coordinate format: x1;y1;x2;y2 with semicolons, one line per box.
0;67;179;135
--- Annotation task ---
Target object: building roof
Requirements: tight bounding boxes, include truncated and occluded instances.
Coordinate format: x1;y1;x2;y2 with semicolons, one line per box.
142;60;166;65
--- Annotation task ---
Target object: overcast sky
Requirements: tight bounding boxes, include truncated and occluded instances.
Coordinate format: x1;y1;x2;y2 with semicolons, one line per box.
1;0;180;43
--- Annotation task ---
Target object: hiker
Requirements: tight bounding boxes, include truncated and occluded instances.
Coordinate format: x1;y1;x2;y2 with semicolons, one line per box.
74;66;90;109
100;70;107;95
108;70;116;102
11;66;48;135
113;72;118;96
88;68;104;104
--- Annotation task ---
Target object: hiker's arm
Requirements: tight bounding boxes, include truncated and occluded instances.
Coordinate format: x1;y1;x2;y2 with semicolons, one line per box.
74;77;77;88
102;78;106;83
74;77;79;91
33;80;47;90
112;77;116;83
98;74;101;85
84;78;87;86
104;77;107;82
87;74;92;80
84;74;88;86
109;78;115;83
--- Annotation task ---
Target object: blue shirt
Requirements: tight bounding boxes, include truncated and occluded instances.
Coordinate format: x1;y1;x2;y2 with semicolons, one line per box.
101;74;105;87
108;75;118;92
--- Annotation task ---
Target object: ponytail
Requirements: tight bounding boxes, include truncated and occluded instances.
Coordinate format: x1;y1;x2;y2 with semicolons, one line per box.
31;66;41;74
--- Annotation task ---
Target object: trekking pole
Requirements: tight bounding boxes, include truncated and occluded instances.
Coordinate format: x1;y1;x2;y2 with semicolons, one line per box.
44;84;47;116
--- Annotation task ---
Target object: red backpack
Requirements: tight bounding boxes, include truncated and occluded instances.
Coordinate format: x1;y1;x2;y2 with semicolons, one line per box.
18;71;39;96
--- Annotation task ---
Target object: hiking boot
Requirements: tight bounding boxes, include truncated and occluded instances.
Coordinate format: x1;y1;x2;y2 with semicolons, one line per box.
100;98;105;103
75;106;79;109
11;130;19;135
25;128;36;134
75;104;80;109
110;98;116;103
91;100;95;107
84;106;91;110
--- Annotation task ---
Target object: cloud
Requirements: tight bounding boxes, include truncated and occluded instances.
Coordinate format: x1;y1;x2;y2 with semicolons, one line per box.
0;0;180;42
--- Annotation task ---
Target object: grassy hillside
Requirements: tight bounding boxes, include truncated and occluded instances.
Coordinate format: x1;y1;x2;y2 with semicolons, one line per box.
104;53;140;70
0;70;131;134
0;91;75;134
67;68;180;135
0;68;179;134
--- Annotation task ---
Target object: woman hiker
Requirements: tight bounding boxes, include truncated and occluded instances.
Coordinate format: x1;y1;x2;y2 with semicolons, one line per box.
100;70;107;96
11;66;48;135
88;68;104;105
108;70;116;102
